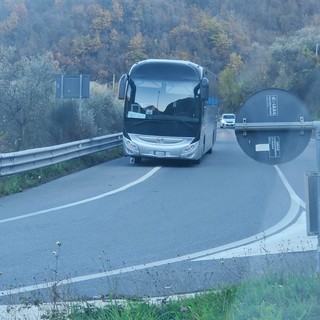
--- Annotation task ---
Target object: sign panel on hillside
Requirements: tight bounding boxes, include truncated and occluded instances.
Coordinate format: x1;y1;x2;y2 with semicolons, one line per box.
55;74;90;99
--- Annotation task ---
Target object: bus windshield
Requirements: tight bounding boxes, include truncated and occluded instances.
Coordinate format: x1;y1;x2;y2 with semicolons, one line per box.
125;78;200;121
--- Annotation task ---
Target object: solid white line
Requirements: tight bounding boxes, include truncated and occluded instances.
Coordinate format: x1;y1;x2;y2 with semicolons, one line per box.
0;166;162;224
0;165;311;297
194;211;316;260
274;165;305;209
193;165;315;261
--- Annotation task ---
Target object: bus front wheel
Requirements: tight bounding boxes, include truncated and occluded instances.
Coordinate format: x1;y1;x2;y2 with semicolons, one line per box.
130;157;142;164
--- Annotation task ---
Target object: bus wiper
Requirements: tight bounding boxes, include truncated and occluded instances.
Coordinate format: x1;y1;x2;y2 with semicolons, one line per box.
135;119;162;125
175;118;193;128
134;116;195;128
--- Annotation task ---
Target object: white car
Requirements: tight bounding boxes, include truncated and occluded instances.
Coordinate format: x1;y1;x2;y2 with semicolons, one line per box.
220;113;236;128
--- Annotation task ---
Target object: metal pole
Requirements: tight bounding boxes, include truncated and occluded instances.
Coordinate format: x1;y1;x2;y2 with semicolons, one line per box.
315;124;320;273
79;74;83;120
60;74;64;99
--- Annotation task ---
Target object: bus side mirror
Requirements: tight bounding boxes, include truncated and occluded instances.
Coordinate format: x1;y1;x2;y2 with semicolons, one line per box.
118;74;128;100
200;77;209;101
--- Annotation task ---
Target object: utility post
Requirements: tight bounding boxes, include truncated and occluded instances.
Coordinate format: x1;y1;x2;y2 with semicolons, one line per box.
79;74;83;120
315;124;320;273
305;123;320;274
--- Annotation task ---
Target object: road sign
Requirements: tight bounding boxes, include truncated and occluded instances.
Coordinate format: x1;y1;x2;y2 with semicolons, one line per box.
55;74;90;99
235;88;313;165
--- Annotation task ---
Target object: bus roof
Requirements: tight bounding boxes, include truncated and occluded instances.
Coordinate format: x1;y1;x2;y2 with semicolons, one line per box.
129;59;204;81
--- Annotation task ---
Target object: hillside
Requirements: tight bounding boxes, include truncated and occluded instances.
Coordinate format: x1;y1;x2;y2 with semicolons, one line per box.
0;0;320;151
0;0;319;79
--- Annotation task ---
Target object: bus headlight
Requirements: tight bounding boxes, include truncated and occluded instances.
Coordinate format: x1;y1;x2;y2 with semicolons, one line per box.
124;136;139;153
182;141;199;155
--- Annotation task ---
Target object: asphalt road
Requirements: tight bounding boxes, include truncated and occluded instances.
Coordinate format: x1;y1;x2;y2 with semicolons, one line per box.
0;129;318;303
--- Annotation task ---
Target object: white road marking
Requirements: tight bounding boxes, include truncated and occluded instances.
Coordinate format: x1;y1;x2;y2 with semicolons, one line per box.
193;165;317;261
0;165;316;297
193;211;317;261
0;166;162;224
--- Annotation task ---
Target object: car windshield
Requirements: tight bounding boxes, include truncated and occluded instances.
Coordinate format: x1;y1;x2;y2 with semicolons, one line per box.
223;114;235;119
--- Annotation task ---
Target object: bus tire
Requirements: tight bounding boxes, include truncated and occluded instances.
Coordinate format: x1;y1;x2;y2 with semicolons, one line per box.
130;157;142;164
207;133;215;154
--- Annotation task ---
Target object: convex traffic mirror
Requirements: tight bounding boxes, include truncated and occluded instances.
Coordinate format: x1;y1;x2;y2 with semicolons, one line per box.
235;88;313;165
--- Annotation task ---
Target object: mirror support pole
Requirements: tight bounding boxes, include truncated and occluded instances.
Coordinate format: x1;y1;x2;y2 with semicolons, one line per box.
315;124;320;274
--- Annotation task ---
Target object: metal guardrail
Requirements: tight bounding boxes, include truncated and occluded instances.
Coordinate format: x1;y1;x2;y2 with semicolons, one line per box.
0;133;123;176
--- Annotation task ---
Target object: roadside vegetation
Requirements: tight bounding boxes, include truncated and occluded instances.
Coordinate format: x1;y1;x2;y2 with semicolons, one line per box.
5;273;319;319
67;274;320;320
